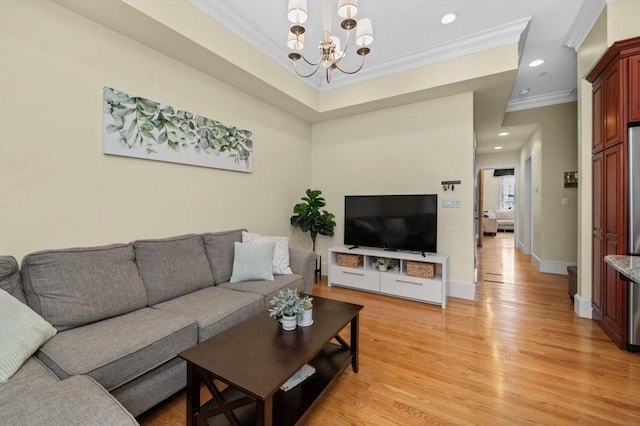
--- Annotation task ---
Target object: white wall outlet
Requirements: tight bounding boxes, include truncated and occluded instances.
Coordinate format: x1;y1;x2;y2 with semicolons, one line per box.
561;197;569;206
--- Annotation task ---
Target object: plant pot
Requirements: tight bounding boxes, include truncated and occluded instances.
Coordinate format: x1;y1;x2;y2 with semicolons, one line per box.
297;308;313;327
281;314;297;331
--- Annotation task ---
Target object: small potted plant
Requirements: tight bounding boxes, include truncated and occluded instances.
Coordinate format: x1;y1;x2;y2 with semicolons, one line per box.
298;295;314;327
370;257;400;272
268;289;304;331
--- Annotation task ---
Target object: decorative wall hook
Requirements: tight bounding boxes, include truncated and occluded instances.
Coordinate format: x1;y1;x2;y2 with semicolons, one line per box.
441;180;461;191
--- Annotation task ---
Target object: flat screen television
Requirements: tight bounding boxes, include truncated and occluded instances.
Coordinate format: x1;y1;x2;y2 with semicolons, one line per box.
344;194;438;253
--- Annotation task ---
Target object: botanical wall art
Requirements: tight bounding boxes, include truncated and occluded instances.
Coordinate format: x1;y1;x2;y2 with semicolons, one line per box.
103;87;253;172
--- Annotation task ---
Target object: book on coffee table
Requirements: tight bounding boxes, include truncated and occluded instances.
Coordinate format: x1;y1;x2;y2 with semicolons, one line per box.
280;364;316;392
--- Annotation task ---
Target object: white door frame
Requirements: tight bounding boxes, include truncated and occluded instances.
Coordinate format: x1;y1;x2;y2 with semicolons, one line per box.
522;155;532;255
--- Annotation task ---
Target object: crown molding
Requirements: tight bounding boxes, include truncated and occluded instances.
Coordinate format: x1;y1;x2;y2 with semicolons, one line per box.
189;1;530;92
563;0;610;51
187;0;315;85
506;89;577;112
327;17;531;90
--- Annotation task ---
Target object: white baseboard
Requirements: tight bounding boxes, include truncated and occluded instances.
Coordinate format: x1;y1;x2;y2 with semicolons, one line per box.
448;280;475;300
574;294;593;319
516;238;531;255
531;253;575;275
532;253;541;270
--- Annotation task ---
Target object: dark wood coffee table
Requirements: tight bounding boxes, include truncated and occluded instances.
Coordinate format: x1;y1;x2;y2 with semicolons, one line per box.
178;295;363;426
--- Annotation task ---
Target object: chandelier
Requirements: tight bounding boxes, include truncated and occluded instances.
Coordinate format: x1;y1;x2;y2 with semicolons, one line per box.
286;0;374;83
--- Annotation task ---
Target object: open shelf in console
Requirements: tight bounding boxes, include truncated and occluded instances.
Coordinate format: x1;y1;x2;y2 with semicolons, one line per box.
328;247;449;308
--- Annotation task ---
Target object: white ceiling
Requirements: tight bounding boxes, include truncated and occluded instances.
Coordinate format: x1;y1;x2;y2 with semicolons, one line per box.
189;0;600;154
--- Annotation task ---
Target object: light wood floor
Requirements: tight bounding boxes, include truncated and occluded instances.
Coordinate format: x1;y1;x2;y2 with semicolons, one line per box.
139;234;640;425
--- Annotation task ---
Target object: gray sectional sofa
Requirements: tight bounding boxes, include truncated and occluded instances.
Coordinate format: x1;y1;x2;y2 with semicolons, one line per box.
0;229;315;425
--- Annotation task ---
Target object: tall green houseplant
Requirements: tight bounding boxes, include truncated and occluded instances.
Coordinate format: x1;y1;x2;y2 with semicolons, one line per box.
290;189;336;252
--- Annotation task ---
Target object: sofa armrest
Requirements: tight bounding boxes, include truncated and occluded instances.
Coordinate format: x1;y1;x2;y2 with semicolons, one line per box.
289;248;316;294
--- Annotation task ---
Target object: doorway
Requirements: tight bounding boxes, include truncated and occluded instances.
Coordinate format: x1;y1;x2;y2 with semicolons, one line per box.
478;167;516;242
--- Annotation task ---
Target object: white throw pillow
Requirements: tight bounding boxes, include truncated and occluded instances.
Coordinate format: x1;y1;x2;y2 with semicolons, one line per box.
242;231;293;275
0;289;57;383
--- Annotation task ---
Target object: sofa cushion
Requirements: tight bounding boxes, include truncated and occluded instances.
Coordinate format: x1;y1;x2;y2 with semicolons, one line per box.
0;256;26;304
152;286;264;342
111;357;185;418
202;229;244;284
134;234;214;305
218;274;305;302
1;375;139;426
36;307;197;391
0;289;57;382
0;357;58;407
21;244;148;331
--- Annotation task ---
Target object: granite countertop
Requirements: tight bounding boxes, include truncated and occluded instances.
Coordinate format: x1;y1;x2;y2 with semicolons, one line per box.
604;255;640;283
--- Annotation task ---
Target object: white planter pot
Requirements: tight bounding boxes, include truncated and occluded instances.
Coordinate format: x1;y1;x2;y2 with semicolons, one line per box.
281;314;297;331
297;309;313;327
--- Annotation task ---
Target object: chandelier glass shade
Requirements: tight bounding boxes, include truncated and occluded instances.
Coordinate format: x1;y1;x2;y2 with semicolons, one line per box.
286;0;374;83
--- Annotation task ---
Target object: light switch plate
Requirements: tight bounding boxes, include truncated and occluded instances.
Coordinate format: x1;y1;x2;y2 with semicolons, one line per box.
442;197;461;208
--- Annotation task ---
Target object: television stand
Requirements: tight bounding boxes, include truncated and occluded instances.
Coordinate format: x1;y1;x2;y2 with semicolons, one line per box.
328;246;448;308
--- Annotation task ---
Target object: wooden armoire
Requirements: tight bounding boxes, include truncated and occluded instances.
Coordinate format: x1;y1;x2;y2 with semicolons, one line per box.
586;36;640;349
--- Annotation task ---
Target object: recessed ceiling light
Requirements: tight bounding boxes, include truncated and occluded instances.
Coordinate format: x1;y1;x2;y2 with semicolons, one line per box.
519;88;530;96
529;59;545;67
498;132;509;136
494;146;503;150
441;13;456;24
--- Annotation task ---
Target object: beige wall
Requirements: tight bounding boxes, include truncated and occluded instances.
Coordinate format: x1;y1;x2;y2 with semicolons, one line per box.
311;93;476;292
539;103;578;263
482;172;502;212
518;127;543;257
576;1;640;310
0;0;312;261
506;102;578;266
476;151;520;169
607;0;640;44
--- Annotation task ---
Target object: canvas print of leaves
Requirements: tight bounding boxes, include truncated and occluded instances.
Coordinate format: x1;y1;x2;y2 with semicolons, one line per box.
103;87;253;172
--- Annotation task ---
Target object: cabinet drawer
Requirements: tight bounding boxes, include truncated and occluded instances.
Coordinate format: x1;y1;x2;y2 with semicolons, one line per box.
380;274;442;303
330;266;379;292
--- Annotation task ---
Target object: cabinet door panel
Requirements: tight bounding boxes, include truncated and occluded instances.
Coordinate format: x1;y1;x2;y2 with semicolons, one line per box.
591;153;604;316
629;55;640;123
601;144;627;348
603;64;623;148
592;81;604;153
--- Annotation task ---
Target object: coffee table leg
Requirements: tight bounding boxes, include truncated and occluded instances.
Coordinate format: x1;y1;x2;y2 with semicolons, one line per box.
186;363;200;426
256;396;273;426
351;314;359;373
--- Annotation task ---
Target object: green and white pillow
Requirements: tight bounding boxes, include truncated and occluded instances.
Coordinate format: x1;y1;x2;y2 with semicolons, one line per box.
242;231;293;275
0;289;57;382
230;241;275;283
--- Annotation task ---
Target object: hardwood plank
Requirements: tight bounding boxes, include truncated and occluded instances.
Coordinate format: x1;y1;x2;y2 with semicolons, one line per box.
139;234;640;425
